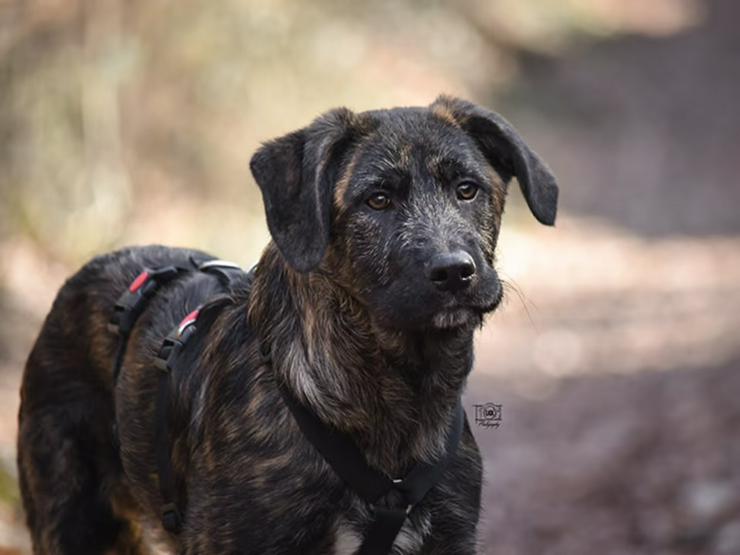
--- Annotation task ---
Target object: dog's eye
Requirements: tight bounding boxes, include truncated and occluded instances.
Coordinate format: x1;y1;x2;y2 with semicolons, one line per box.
456;181;479;201
367;192;391;210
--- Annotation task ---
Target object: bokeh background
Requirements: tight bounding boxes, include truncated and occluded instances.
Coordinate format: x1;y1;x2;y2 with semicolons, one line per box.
2;0;740;553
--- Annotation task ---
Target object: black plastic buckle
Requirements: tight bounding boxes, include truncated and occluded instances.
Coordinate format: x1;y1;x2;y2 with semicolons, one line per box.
362;501;412;555
154;336;179;373
196;259;242;271
377;481;414;516
161;502;182;533
109;274;154;334
108;266;183;335
197;259;243;287
154;313;199;373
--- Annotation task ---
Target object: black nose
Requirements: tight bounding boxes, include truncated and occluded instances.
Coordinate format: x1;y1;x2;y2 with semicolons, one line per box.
429;251;476;292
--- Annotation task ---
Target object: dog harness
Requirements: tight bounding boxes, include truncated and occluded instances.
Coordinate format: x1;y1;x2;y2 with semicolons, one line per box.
110;259;465;555
274;370;465;555
109;256;246;532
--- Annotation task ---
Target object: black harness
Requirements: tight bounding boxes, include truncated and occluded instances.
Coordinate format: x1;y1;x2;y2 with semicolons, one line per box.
110;261;465;554
109;257;245;532
276;376;464;555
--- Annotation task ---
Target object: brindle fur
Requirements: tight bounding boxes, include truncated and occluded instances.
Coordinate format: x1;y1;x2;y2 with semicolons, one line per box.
17;95;558;554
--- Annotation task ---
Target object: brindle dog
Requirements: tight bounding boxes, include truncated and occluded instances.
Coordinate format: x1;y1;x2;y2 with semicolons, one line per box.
17;95;558;554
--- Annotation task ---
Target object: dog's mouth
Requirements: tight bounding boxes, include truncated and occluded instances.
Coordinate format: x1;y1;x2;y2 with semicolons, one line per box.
430;290;504;330
431;308;477;329
368;273;504;332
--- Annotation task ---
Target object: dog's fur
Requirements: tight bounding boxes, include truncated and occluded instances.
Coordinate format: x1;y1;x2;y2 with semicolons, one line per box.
17;95;558;554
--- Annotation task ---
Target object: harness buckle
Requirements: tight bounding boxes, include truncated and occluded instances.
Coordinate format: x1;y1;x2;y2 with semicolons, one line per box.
197;259;243;287
196;259;242;271
154;309;201;373
364;503;413;553
154;337;176;373
108;266;183;335
389;479;414;514
375;482;415;516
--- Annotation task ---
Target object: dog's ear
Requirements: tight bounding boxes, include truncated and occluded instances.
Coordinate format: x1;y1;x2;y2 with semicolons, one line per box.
250;109;361;272
431;95;559;226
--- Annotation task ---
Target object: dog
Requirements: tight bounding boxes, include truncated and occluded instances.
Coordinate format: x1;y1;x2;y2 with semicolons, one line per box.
17;95;558;554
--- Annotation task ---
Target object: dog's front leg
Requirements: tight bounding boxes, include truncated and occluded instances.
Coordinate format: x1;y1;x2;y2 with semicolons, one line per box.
416;435;483;554
415;499;481;555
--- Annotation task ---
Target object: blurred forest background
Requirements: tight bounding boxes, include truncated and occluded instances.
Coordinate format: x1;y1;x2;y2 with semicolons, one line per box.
2;0;740;553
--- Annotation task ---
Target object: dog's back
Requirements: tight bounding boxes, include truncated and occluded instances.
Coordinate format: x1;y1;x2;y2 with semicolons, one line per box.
17;245;224;553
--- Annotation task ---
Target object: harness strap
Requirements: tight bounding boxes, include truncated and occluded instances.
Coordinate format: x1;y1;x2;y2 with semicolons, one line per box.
110;264;192;382
154;299;231;533
195;258;243;285
110;258;245;383
275;362;465;555
151;278;242;533
111;258;247;534
357;506;409;555
153;311;199;533
154;358;180;532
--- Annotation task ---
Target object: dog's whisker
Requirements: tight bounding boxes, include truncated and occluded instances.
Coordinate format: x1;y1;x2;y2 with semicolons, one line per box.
500;276;539;332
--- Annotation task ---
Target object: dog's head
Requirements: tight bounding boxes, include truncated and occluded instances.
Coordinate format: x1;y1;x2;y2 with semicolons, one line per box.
250;95;558;331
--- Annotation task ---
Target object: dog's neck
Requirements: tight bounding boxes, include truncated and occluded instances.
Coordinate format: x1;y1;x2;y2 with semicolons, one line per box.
248;245;474;474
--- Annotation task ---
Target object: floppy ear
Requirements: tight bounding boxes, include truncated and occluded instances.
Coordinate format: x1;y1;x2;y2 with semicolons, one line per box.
250;109;360;272
431;95;559;225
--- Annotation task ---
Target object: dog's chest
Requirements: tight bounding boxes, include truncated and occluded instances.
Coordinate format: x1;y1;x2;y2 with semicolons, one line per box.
333;508;431;555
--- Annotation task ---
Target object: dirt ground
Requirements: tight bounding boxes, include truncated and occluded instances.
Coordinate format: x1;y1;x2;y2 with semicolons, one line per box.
467;219;740;554
469;361;740;555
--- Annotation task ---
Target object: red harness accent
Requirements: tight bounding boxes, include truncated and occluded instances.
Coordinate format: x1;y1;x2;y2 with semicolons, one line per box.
128;271;151;293
177;309;200;335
